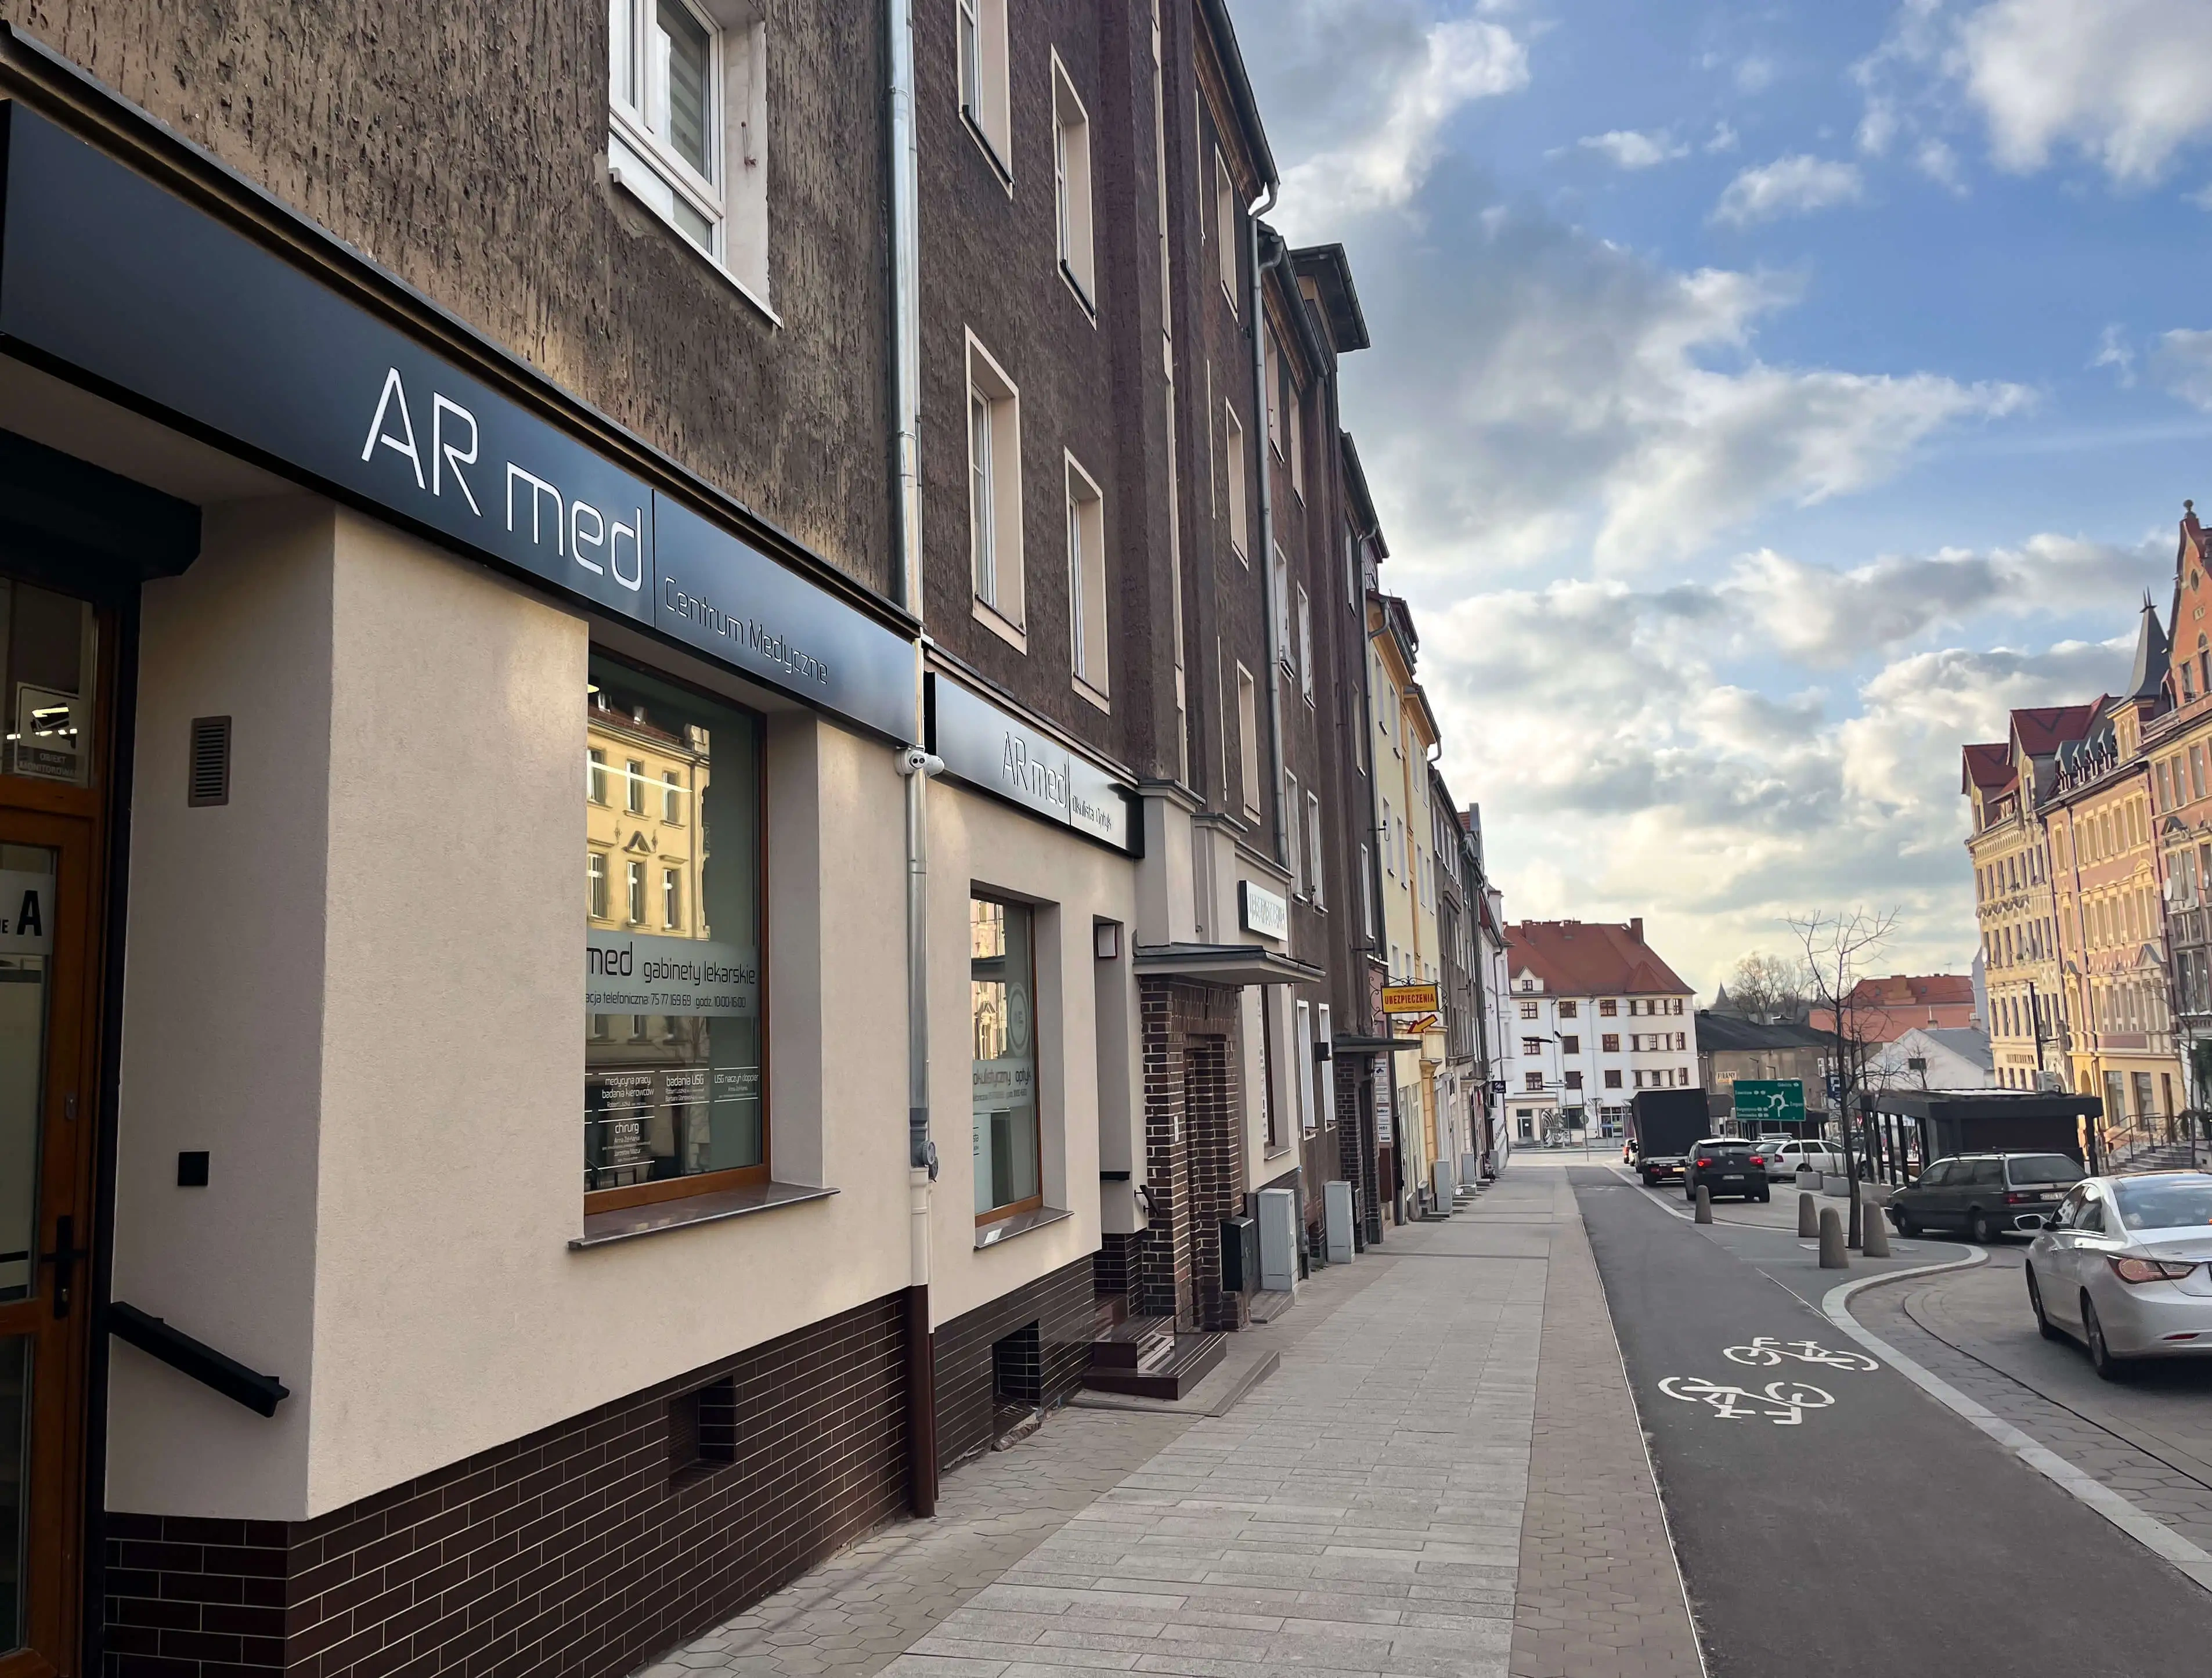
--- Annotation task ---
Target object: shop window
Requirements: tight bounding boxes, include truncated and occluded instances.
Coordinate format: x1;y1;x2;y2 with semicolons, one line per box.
0;579;96;786
607;0;771;305
585;656;765;1208
973;895;1041;1222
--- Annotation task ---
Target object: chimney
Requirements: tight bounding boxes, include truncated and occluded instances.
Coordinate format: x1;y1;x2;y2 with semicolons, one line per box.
1629;917;1644;942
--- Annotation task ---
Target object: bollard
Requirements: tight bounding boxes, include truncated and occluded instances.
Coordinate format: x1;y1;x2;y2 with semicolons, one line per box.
1695;1183;1713;1224
1862;1208;1892;1257
1798;1192;1818;1237
1818;1207;1848;1268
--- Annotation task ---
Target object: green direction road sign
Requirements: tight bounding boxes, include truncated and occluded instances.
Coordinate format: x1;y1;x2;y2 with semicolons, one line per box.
1733;1078;1806;1129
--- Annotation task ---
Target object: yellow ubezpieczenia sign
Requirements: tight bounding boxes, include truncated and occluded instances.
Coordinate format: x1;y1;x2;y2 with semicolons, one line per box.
1381;982;1440;1015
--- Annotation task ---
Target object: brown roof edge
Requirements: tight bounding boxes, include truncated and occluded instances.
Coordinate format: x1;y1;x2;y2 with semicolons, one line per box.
1290;243;1370;352
1196;0;1279;190
1341;432;1387;556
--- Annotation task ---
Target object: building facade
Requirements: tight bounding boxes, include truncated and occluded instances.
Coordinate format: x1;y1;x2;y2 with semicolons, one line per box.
1500;920;1698;1142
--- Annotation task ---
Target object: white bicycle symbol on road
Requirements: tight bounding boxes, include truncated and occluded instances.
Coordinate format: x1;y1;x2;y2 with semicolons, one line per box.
1658;1376;1836;1426
1723;1336;1879;1372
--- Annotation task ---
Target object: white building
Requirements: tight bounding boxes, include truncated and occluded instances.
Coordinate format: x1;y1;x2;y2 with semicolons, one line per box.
1502;918;1700;1141
1868;1026;1996;1090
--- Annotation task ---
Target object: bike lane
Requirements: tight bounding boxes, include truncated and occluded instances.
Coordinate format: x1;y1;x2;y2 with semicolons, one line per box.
1571;1170;2212;1676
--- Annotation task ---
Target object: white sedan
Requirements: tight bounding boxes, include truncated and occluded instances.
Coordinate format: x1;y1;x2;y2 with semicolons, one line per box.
2025;1172;2212;1380
1762;1139;1844;1180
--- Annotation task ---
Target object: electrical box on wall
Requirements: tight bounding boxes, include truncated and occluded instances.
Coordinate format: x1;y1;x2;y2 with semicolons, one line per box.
1257;1188;1297;1293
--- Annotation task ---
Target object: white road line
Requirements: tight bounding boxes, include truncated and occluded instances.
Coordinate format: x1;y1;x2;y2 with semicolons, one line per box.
1824;1261;2212;1596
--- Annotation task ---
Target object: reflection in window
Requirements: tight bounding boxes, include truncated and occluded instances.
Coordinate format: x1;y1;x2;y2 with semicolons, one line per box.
585;658;764;1201
972;896;1040;1222
1;579;98;786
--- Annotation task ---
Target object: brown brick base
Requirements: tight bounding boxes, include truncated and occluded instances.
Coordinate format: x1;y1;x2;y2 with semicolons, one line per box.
929;1253;1095;1472
103;1293;911;1678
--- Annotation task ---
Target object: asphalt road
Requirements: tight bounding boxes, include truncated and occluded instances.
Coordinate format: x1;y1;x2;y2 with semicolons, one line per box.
1571;1168;2212;1677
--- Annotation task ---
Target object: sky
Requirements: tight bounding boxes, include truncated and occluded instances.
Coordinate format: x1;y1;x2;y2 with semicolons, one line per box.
1226;0;2212;996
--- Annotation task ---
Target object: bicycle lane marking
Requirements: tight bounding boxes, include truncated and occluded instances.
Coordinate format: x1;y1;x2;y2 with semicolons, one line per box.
1825;1263;2212;1594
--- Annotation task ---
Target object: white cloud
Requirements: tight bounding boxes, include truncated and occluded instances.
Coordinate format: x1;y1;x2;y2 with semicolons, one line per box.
1707;122;1741;154
2152;328;2212;409
1712;154;1867;225
1915;138;1968;191
2094;323;2136;386
1420;565;2138;987
1735;55;1777;94
1956;0;2212;183
1572;129;1690;170
1242;2;1529;222
1860;0;2212;189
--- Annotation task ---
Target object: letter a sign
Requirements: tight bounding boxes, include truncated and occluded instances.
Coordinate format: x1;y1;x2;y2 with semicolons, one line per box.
0;869;53;955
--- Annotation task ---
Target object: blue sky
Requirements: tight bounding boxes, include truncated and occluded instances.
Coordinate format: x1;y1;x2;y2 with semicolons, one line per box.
1228;0;2212;993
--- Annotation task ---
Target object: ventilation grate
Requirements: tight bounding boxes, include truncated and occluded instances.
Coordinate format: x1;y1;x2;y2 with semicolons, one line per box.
187;716;231;807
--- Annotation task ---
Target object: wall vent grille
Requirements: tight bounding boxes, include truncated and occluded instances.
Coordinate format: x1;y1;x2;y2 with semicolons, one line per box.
187;716;231;807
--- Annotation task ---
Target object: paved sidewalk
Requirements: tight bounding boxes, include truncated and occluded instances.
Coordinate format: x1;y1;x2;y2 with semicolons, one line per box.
636;1170;1701;1678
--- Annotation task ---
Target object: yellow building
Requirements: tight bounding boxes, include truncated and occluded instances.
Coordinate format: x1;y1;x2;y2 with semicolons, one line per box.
1961;709;2085;1089
2046;611;2187;1138
1369;591;1445;1210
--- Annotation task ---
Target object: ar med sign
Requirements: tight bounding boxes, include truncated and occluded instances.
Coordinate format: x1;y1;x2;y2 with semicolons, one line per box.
1382;982;1439;1015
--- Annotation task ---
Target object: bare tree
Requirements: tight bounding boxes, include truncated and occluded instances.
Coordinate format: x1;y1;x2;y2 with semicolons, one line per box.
1789;908;1900;1249
1725;951;1813;1023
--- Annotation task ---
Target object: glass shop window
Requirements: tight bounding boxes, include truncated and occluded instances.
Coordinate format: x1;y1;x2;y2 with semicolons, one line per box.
0;579;98;785
583;655;764;1208
972;894;1041;1224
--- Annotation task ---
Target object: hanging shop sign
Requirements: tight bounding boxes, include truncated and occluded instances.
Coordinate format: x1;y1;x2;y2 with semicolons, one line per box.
926;673;1136;854
1381;981;1440;1015
0;106;915;742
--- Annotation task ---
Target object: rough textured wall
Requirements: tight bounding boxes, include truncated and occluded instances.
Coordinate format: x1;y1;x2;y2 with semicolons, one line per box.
6;1;894;596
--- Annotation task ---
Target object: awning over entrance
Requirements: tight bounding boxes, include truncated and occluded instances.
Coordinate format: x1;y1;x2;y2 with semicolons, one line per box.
1332;1034;1425;1055
1131;942;1326;986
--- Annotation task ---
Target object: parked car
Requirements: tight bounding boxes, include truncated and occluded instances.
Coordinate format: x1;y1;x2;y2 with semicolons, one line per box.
1888;1152;2084;1243
1685;1138;1771;1203
1763;1139;1844;1180
2023;1172;2212;1379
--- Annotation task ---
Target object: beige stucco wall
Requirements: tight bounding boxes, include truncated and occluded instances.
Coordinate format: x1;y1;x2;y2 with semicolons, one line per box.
108;503;913;1519
924;778;1133;1328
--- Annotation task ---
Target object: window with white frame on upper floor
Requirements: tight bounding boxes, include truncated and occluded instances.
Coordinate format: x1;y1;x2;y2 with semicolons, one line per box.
608;0;771;305
1383;798;1395;874
1215;149;1238;303
1224;405;1249;559
1286;770;1304;892
1273;546;1292;670
1519;999;1538;1019
1289;384;1305;500
957;0;1011;172
967;335;1024;637
1307;791;1325;905
1265;331;1283;454
1051;54;1095;304
1237;665;1261;819
1297;586;1313;702
1066;453;1107;700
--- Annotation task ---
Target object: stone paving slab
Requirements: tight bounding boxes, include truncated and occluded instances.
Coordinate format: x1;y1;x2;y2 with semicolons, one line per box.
1506;1176;1703;1678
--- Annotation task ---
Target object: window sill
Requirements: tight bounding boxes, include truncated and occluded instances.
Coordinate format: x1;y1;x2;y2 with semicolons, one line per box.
571;1181;838;1249
962;107;1015;193
973;1204;1073;1250
607;150;782;330
974;597;1029;654
1060;259;1098;321
1073;675;1111;714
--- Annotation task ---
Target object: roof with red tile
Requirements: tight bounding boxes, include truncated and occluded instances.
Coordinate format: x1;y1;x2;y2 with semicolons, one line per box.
2011;703;2098;757
1808;973;1978;1042
1503;919;1693;998
1961;742;2012;795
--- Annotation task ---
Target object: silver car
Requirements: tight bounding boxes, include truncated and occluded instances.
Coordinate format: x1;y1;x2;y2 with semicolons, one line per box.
2025;1172;2212;1380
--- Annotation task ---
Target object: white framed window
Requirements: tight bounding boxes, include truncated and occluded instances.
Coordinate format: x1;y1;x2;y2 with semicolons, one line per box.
967;334;1024;641
957;0;1011;175
662;866;681;928
626;757;647;813
1224;405;1248;560
1272;545;1291;670
1297;998;1318;1136
1290;383;1305;499
626;858;647;924
1237;663;1261;819
1297;586;1313;701
1286;770;1304;893
588;850;610;921
608;0;771;306
1066;452;1109;703
1317;1002;1334;1119
1382;798;1395;874
1307;791;1325;905
662;770;684;824
1051;54;1095;303
1359;843;1374;936
1265;330;1283;454
1215;149;1238;304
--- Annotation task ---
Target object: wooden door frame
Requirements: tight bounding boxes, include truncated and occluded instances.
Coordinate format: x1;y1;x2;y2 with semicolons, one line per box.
0;582;125;1678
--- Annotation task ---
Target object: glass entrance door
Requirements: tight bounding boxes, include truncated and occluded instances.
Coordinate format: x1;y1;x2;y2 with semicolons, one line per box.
0;815;94;1678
